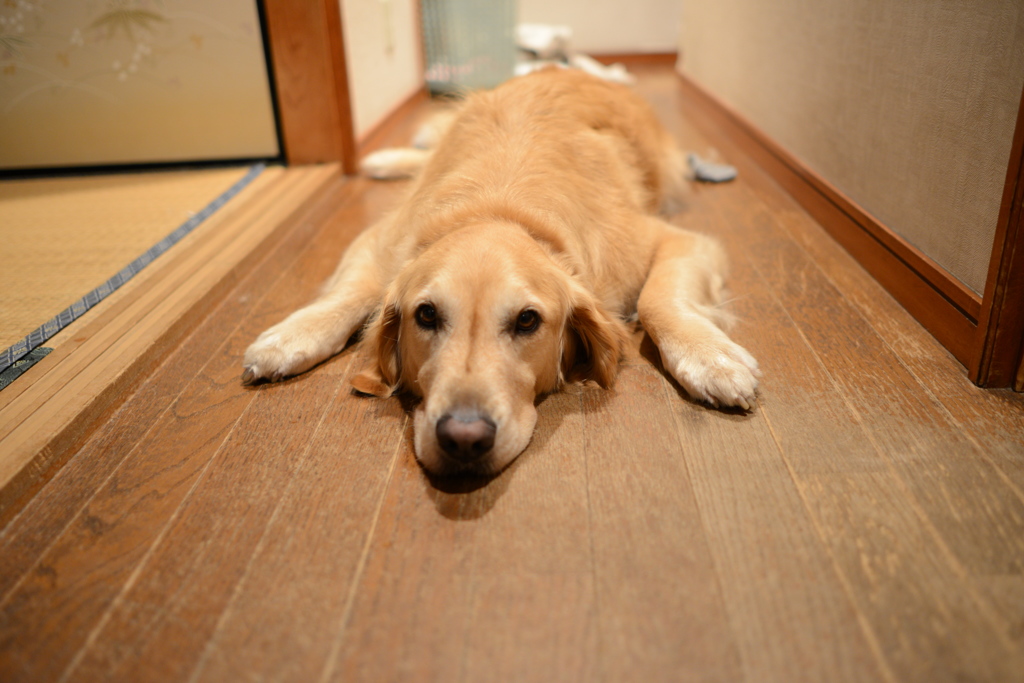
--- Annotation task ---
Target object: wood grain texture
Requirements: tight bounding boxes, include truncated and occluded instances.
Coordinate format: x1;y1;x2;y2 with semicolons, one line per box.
650;293;887;679
591;52;679;67
0;175;398;682
1;64;1023;683
974;82;1024;386
711;191;1024;676
325;434;480;681
655;65;1024;675
446;387;596;682
66;372;349;681
0;175;350;604
65;188;408;683
187;392;406;682
658;67;1024;502
580;370;742;681
0;333;259;679
53;300;358;681
262;0;357;172
0;165;339;526
327;387;598;682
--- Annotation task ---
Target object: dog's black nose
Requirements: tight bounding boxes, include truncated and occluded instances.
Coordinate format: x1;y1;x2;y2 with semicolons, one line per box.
436;414;496;463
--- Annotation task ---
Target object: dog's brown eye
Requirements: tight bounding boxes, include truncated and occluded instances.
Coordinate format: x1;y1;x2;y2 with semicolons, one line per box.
515;309;541;334
415;303;438;330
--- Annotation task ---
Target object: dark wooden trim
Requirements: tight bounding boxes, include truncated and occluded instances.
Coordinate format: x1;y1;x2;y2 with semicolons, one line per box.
261;0;358;173
414;0;427;79
675;70;980;367
972;83;1024;388
592;52;679;67
357;86;431;157
323;0;358;174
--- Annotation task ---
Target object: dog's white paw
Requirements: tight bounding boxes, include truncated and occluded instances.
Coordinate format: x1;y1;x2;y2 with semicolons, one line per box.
662;338;760;410
359;148;431;179
242;321;331;385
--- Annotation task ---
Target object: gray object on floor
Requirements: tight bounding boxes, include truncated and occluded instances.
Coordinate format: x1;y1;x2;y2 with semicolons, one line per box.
688;153;738;183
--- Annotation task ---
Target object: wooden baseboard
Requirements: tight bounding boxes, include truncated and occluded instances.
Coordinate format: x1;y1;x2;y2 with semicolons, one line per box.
591;52;679;67
675;70;980;366
0;164;342;524
357;86;431;159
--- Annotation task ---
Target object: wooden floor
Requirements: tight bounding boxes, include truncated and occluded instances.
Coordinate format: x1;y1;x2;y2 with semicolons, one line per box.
2;65;1024;682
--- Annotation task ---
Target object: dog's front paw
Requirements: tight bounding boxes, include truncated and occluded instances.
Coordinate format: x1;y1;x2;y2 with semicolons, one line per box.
242;320;330;385
662;338;760;410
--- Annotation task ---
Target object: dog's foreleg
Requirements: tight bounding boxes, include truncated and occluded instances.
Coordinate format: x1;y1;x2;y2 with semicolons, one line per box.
637;225;759;409
242;229;385;384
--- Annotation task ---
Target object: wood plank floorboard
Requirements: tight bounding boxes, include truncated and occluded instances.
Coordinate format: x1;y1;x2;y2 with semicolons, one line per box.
187;387;406;682
0;178;405;681
64;182;409;683
0;176;351;595
708;200;1022;678
657;347;887;681
446;387;597;682
2;65;1023;682
652;67;1024;679
580;369;742;682
67;370;353;681
327;426;482;682
672;74;1024;488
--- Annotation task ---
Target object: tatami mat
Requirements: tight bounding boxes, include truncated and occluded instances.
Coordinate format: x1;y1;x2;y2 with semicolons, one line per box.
0;167;253;353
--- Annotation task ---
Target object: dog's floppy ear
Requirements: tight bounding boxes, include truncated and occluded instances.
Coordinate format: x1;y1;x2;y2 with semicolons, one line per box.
351;302;402;397
560;287;629;389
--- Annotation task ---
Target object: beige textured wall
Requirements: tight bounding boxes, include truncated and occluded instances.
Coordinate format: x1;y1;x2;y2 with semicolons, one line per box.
679;0;1024;294
519;0;682;54
340;0;422;140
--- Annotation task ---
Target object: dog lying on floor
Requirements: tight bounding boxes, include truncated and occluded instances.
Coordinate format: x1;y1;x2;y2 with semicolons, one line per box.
242;68;759;476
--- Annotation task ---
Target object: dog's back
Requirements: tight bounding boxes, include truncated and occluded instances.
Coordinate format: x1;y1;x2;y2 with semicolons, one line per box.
372;69;689;311
415;68;687;216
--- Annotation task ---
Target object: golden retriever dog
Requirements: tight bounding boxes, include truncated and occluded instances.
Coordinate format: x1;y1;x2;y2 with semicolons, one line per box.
242;68;759;475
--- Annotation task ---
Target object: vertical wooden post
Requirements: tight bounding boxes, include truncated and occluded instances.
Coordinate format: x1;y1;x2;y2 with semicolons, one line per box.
973;83;1024;388
261;0;358;173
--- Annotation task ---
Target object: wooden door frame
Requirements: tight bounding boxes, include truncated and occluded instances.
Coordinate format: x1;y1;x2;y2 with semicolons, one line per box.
973;84;1024;388
260;0;358;174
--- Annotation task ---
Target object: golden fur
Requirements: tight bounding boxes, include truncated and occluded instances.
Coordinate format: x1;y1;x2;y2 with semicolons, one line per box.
243;68;759;475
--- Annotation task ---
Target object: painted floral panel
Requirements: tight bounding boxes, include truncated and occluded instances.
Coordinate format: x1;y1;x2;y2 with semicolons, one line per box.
0;0;278;169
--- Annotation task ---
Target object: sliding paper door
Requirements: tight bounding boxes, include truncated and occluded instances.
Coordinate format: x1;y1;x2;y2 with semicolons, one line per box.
0;0;279;170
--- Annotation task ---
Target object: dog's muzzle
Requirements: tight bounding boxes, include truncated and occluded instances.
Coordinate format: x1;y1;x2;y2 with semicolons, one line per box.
435;412;497;464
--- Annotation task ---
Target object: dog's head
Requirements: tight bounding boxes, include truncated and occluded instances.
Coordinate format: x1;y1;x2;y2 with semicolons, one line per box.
352;221;627;476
